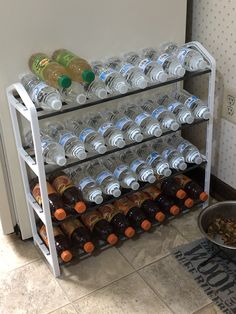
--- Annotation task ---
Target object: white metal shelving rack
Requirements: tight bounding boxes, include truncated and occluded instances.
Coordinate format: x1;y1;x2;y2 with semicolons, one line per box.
6;42;215;277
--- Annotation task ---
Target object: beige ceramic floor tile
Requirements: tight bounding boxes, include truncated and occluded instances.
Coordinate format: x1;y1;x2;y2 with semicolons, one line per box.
57;248;134;302
0;259;69;314
73;272;173;314
49;304;77;314
194;304;224;314
139;255;211;314
118;224;187;269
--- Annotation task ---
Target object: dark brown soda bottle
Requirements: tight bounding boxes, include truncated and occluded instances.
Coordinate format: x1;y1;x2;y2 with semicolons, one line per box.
156;178;186;200
128;191;166;223
30;178;66;221
113;197;151;231
39;224;72;262
98;204;135;238
60;218;95;253
174;174;208;202
143;186;180;216
49;171;86;214
80;211;118;245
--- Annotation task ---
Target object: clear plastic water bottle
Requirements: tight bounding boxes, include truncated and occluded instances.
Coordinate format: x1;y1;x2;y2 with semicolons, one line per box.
59;81;87;105
45;121;87;160
25;130;66;166
84;78;108;100
103;155;140;190
120;103;162;137
158;94;194;125
153;140;187;171
65;119;107;154
137;143;172;177
20;73;62;111
104;109;143;143
142;48;185;77
91;61;129;94
168;134;203;164
87;160;121;197
120;150;156;183
85;112;125;148
69;166;103;204
106;57;148;89
141;99;179;131
173;90;210;120
123;52;168;83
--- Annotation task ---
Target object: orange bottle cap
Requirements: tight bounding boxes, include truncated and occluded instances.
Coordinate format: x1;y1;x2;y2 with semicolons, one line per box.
107;234;118;245
200;192;209;202
141;219;152;231
54;208;66;221
184;198;194;208
74;201;87;214
124;227;135;238
176;189;187;200
170;205;180;216
155;212;166;222
83;241;95;253
61;250;72;263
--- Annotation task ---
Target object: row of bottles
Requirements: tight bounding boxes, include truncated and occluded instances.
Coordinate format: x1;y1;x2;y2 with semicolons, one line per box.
38;174;208;262
23;43;208;112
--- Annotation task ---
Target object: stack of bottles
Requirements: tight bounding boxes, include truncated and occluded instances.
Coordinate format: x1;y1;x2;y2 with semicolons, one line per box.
37;174;208;263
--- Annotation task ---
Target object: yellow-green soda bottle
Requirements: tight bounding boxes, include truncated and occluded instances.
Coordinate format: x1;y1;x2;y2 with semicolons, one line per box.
52;49;95;84
29;53;72;89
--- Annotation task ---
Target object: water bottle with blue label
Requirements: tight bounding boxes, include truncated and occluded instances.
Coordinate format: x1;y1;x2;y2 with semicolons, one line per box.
87;161;121;197
153;140;187;171
45;121;87;160
59;81;87;105
120;150;156;183
91;61;129;94
25;130;66;166
141;98;179;131
65;119;107;154
168;134;203;165
106;57;148;89
103;155;139;190
20;73;62;111
173;90;210;120
84;78;108;100
137;143;171;177
85;112;125;148
123;52;168;83
104;109;143;143
158;94;194;125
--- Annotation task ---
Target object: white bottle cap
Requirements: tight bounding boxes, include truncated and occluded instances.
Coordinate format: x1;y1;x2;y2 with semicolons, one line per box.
153;127;163;138
136;76;148;89
171;121;180;131
195;156;203;165
115;138;126;148
131;181;139;190
112;188;121;198
76;93;87;105
134;133;143;143
90;189;103;204
56;155;67;166
175;66;186;77
185;115;194;124
117;81;129;94
198;59;208;70
179;162;187;171
51;98;63;111
157;71;168;83
163;168;172;177
147;174;156;184
97;144;107;154
97;88;107;99
203;111;210;120
94;194;103;204
77;150;87;160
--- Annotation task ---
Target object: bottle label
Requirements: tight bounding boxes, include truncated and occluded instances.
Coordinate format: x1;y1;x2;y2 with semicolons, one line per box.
99;204;120;222
130;159;145;173
177;48;191;64
138;58;152;71
115;116;132;130
59;132;74;147
157;53;170;66
79;177;94;190
135;112;149;126
114;164;128;178
99;69;115;81
98;122;113;136
54;50;76;67
177;142;189;153
39;225;62;247
119;63;134;76
96;170;111;185
31;81;48;102
60;219;83;238
162;148;174;160
31;55;50;78
114;197;133;215
174;174;191;188
52;175;74;195
128;192;148;207
184;96;199;109
32;182;56;205
152;106;166;119
41;138;53;151
79;127;94;142
146;152;160;165
144;186;161;200
80;212;103;231
167;102;181;113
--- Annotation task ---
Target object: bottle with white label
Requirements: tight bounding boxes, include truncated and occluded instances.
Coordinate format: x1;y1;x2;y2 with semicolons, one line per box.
141;99;179;131
106;57;148;89
137;143;172;177
123;52;168;83
142;47;185;78
65;119;107;154
84;78;108;100
158;94;194;125
69;166;103;204
45;121;87;160
85;112;125;148
87;161;121;197
120;150;156;183
104;109;143;143
153;140;187;171
20;73;62;111
168;134;203;164
173;90;210;120
91;61;129;94
59;81;87;105
120;103;162;137
25;130;66;166
103;155;139;190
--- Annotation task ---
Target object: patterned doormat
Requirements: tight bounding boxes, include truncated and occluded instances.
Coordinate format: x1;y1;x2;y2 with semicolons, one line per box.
172;239;236;314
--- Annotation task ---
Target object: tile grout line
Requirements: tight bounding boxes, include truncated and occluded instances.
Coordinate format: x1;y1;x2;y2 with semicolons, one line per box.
1;257;42;275
46;302;78;314
191;302;216;314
